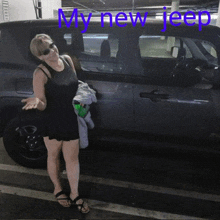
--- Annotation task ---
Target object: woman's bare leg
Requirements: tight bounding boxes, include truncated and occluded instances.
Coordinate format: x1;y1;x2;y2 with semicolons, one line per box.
62;139;79;198
62;139;89;212
44;137;70;207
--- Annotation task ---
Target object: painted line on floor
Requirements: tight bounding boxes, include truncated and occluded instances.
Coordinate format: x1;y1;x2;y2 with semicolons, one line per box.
0;163;220;203
0;184;209;220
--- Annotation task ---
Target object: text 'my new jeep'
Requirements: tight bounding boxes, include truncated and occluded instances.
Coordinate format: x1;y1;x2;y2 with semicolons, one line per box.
1;19;220;167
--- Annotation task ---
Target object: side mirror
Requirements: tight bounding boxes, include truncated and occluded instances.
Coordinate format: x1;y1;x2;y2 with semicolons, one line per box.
171;46;180;58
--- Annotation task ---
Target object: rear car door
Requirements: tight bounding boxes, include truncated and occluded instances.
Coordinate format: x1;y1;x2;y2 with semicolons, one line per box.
78;31;135;132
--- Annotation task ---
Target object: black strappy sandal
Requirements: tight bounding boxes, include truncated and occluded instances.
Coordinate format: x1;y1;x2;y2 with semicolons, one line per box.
55;190;71;207
71;196;90;214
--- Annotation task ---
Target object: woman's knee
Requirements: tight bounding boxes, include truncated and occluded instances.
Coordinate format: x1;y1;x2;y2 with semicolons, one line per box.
47;150;61;161
44;137;63;160
62;140;79;162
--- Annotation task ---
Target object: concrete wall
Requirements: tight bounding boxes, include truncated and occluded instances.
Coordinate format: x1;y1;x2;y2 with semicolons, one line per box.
0;1;3;22
0;0;36;22
41;0;61;19
0;0;61;22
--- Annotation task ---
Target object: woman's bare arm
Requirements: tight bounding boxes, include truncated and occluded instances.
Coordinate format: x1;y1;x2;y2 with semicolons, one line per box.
22;68;47;111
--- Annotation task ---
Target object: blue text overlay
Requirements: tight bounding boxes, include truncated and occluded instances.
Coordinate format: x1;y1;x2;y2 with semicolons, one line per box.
58;8;211;33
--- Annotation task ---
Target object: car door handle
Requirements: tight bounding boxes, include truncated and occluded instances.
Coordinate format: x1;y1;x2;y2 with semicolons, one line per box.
140;90;169;102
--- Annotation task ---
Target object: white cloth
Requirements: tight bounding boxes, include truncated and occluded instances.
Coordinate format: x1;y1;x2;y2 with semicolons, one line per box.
74;110;94;149
73;80;97;149
73;80;97;105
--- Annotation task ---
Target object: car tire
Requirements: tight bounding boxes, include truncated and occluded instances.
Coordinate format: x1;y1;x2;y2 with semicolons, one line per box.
3;116;47;168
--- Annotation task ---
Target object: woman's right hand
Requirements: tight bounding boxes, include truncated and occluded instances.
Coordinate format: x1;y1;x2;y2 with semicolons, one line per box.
21;97;42;110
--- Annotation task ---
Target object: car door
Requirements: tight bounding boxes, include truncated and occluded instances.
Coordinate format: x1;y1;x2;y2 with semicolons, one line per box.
78;32;135;131
134;34;218;138
134;84;216;137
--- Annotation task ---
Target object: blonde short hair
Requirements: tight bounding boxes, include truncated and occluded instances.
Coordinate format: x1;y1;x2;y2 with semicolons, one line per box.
30;34;53;57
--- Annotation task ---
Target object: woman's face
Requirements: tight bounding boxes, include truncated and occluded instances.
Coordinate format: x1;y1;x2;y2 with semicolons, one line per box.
38;39;59;62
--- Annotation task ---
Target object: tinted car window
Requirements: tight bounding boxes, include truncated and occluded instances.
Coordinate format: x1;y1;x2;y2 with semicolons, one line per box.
82;34;119;58
139;35;182;80
79;33;120;74
139;36;192;59
137;34;219;88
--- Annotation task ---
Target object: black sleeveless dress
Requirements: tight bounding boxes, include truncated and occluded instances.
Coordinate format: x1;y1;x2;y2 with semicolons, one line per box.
40;56;79;141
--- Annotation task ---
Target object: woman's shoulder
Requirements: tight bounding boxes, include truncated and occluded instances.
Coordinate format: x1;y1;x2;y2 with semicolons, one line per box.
62;54;72;64
61;55;77;72
62;54;71;60
34;64;51;82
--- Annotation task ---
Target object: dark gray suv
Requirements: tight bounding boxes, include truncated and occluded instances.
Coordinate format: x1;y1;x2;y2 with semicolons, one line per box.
1;19;220;167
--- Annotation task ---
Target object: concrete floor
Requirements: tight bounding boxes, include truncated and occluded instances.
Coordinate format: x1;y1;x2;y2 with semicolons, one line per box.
1;137;220;219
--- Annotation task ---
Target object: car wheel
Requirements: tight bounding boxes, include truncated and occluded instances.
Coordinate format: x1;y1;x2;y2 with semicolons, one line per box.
3;117;47;168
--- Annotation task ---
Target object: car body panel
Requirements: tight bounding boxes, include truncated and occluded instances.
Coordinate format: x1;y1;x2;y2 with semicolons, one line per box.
86;79;134;131
134;84;215;137
1;19;220;140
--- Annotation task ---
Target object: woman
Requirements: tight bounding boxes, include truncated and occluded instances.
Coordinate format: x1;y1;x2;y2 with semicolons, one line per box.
22;34;90;213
